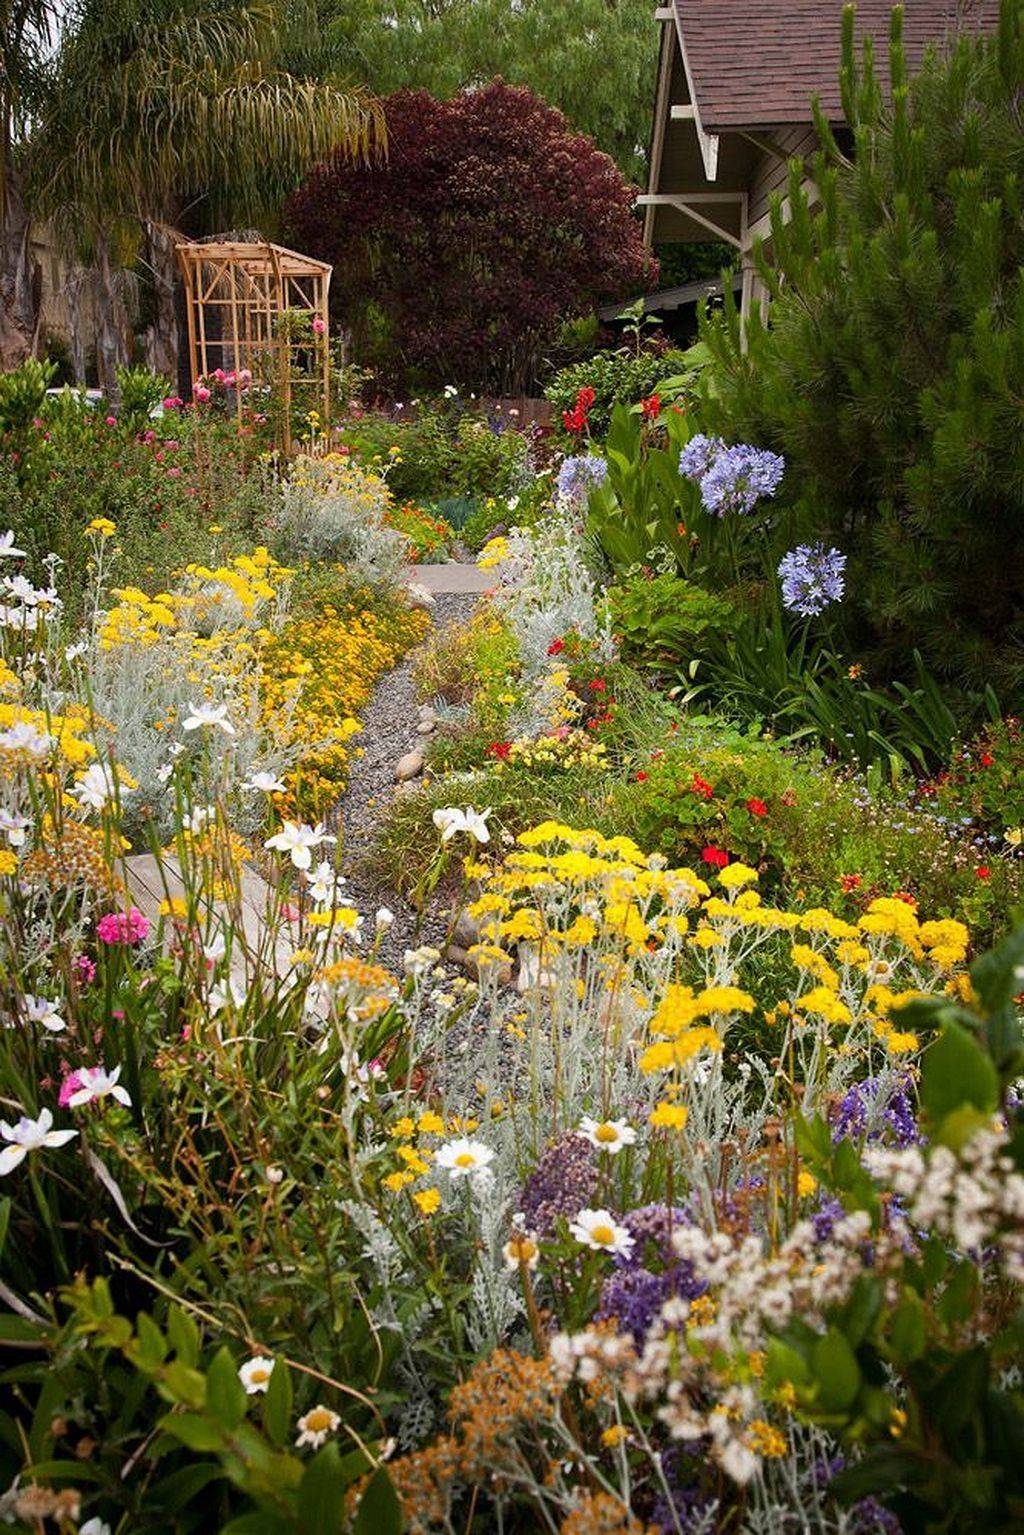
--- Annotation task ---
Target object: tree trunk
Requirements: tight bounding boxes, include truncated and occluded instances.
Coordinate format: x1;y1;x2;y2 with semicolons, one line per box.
95;230;123;408
142;221;179;380
0;162;39;369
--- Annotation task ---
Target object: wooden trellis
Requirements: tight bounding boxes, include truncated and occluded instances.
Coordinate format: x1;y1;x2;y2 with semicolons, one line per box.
176;239;333;454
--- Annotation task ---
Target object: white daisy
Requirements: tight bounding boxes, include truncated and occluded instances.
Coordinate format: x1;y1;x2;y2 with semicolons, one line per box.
579;1116;637;1156
295;1405;340;1450
502;1232;540;1270
238;1356;276;1394
434;1138;495;1179
569;1208;635;1257
0;1108;77;1175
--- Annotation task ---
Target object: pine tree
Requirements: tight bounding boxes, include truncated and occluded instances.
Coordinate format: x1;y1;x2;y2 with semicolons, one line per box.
701;0;1024;699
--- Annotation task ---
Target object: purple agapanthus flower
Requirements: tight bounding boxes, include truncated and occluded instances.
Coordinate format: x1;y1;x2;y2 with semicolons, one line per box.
700;443;785;516
555;454;607;509
778;542;846;616
678;433;724;482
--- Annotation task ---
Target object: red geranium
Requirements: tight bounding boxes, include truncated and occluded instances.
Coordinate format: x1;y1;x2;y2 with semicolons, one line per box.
635;770;648;782
745;797;767;817
702;845;729;868
976;865;991;880
839;873;863;893
547;637;565;656
691;773;714;801
487;741;512;760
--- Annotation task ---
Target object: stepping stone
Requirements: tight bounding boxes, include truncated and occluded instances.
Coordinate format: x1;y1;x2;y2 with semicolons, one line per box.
125;851;295;984
402;562;494;596
395;749;424;781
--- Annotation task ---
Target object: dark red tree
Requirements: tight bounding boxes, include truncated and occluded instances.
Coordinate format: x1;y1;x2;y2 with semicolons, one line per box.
285;80;657;394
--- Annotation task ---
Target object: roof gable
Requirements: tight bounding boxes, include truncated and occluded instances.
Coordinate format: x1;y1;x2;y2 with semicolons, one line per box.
677;0;1000;132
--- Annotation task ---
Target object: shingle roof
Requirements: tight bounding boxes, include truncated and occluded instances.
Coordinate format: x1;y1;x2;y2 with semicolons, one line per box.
676;0;1000;131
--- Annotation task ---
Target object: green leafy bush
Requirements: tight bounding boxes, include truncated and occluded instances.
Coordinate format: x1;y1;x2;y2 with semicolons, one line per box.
605;568;738;670
545;347;686;439
700;0;1024;700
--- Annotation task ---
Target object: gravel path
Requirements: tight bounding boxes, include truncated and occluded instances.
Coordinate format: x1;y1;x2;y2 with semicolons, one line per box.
336;589;480;973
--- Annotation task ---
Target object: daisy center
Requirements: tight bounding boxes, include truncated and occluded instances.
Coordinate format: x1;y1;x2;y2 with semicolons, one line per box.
591;1224;615;1246
594;1123;620;1143
250;1367;270;1383
455;1152;477;1168
305;1408;333;1431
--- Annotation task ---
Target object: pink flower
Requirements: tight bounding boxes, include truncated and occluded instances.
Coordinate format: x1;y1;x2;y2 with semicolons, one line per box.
162;396;183;411
97;907;150;945
58;1070;84;1108
194;385;211;404
105;415;117;426
312;315;327;336
74;955;97;984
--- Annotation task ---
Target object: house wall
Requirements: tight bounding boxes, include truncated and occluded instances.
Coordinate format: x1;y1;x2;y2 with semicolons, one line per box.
746;125;821;230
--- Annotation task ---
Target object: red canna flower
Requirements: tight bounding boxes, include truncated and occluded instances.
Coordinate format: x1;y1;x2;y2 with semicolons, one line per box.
745;797;767;817
640;394;661;420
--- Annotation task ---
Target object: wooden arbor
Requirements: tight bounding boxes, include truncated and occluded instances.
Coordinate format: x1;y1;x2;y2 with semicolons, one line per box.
176;239;333;454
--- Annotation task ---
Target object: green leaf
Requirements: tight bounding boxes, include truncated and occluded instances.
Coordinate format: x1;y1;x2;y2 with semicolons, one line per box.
149;1461;224;1512
297;1443;349;1535
206;1346;246;1429
352;1466;403;1535
220;1515;295;1535
167;1305;200;1367
811;1328;861;1413
920;1022;998;1141
888;1289;926;1364
135;1311;168;1369
262;1359;293;1449
830;1444;929;1504
161;1412;226;1453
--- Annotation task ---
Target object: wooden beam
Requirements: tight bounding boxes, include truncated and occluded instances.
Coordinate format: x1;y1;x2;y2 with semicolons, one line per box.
635;194;743;248
654;6;674;18
670;104;696;120
637;192;745;206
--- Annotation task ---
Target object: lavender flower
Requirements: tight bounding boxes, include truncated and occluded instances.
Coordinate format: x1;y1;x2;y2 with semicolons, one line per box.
518;1133;597;1236
833;1077;920;1148
700;443;785;516
555;454;607;510
778;542;846;616
678;433;724;482
596;1204;704;1342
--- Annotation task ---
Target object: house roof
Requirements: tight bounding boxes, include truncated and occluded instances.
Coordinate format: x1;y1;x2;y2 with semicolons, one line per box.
676;0;1000;132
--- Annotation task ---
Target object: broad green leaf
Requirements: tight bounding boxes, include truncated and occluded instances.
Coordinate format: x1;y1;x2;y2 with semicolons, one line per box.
262;1359;293;1449
206;1346;246;1429
888;1289;926;1364
811;1328;861;1413
920;1022;998;1139
161;1412;225;1453
352;1466;403;1535
297;1442;349;1535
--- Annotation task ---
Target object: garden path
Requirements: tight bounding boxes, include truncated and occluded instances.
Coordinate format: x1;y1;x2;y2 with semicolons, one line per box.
338;567;485;972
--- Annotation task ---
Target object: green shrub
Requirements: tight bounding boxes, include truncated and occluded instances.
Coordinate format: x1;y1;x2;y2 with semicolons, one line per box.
545;347;686;440
700;0;1024;700
605;569;738;670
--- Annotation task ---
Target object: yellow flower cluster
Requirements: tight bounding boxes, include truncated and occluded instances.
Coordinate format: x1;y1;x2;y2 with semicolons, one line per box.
500;728;607;773
467;823;972;1099
0;702;96;770
99;549;291;651
477;535;510;570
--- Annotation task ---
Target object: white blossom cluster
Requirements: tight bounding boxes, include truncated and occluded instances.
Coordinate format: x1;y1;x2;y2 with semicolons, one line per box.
864;1125;1024;1279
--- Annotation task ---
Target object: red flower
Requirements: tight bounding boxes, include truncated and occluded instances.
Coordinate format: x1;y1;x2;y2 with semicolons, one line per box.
487;741;512;760
547;638;565;656
635;770;648;782
690;773;714;801
640;394;660;420
745;797;767;817
588;677;607;693
839;873;863;893
976;865;991;880
702;845;729;868
980;751;994;767
891;890;918;907
577;385;596;411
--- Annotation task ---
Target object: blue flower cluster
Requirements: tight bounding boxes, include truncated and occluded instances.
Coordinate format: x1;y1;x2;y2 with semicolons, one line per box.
778;541;847;617
596;1203;703;1343
678;434;784;516
555;454;607;509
